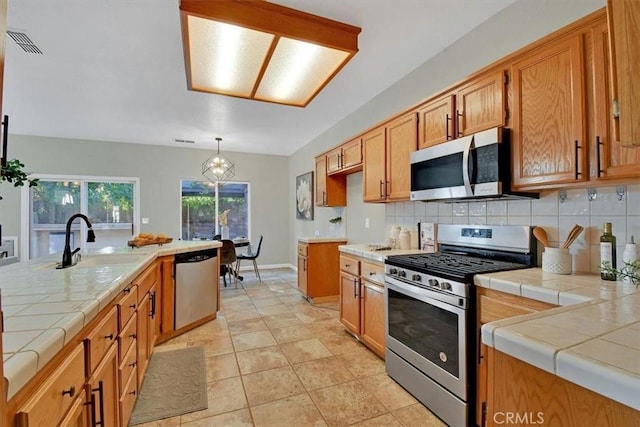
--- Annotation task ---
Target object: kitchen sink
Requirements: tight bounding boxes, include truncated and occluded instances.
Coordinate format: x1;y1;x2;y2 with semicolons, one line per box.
34;253;147;271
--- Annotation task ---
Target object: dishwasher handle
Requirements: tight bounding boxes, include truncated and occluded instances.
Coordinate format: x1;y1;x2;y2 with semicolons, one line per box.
174;248;218;264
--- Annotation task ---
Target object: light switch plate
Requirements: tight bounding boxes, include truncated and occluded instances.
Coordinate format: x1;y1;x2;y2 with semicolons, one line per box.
142;218;149;224
365;218;370;228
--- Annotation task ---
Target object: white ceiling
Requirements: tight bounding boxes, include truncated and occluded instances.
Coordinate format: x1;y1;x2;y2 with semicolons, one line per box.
3;0;518;156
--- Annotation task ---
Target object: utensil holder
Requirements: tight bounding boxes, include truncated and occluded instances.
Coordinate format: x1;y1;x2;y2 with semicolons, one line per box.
542;247;572;274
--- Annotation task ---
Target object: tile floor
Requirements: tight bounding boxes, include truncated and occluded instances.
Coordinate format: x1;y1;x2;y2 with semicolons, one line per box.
140;268;444;427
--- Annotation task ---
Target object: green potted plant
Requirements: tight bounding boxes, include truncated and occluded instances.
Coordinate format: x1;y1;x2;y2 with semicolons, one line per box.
601;260;640;286
1;158;39;200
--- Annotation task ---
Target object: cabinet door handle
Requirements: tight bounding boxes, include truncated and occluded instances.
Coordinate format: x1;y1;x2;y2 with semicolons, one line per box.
596;136;604;178
379;180;384;199
445;113;452;140
456;110;463;137
104;333;114;340
150;292;156;319
353;278;359;298
92;380;105;427
86;393;97;427
322;191;326;205
62;385;75;397
303;258;307;271
574;140;582;180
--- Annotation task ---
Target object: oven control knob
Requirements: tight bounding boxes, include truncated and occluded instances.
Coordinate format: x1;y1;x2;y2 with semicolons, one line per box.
389;268;398;275
412;274;421;282
441;282;452;291
398;270;406;278
428;279;439;288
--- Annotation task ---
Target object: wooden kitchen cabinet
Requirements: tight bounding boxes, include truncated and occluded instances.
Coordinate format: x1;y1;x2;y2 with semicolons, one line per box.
339;254;386;358
608;0;640;146
58;391;89;427
511;34;587;188
327;137;363;175
476;287;557;427
590;20;640;180
363;112;417;202
297;240;345;302
455;70;506;137
315;155;346;207
417;94;455;149
88;342;119;427
137;292;151;386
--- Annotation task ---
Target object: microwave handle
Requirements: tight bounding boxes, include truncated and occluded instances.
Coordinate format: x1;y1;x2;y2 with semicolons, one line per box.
462;136;473;196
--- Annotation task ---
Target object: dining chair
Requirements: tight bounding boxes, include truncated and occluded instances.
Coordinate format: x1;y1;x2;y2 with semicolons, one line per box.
235;235;263;282
219;239;238;288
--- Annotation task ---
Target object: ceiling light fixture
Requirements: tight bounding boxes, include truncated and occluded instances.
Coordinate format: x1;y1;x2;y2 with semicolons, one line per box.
202;137;235;184
179;0;361;107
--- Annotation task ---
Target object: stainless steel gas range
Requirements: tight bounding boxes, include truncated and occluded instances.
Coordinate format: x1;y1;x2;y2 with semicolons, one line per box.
384;224;537;427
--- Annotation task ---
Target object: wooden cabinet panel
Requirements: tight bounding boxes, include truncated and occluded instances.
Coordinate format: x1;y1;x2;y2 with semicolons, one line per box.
417;94;455;149
134;263;157;301
456;70;506;137
160;256;175;336
119;367;138;427
118;312;137;363
315;155;346;207
339;254;360;276
362;126;387;202
341;137;363;170
339;272;360;335
297;243;308;257
360;260;384;286
386;112;417;201
86;306;118;375
297;254;308;296
511;35;587;188
58;391;88;427
15;344;85;427
117;285;139;331
360;280;385;358
590;20;640;180
608;0;640;146
326;146;342;174
87;343;119;427
137;292;151;387
150;282;160;351
119;339;137;398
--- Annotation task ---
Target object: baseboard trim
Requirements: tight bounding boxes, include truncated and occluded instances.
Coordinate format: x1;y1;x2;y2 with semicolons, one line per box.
236;263;296;271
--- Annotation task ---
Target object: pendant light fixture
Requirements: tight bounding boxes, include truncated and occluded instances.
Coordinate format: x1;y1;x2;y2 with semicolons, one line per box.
179;0;361;107
202;137;235;184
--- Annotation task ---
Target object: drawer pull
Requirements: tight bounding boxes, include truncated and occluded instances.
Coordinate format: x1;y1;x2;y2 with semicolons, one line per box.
129;361;137;368
345;264;350;268
369;271;376;275
62;386;76;397
104;333;114;340
123;287;131;294
129;333;137;339
129;390;137;396
129;304;136;310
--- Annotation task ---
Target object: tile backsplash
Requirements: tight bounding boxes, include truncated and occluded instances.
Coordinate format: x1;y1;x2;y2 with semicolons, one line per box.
385;184;640;274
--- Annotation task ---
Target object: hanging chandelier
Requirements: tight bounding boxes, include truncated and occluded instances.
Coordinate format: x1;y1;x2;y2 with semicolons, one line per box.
202;137;235;184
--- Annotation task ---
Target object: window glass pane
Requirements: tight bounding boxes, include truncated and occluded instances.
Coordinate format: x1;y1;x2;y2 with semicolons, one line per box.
30;180;81;258
219;183;249;239
88;182;135;248
181;181;216;240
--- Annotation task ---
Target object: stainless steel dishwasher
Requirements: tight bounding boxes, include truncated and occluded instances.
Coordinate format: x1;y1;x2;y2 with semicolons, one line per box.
174;248;218;330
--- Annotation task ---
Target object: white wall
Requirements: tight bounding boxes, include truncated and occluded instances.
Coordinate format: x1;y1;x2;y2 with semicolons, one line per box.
0;135;290;265
287;0;605;264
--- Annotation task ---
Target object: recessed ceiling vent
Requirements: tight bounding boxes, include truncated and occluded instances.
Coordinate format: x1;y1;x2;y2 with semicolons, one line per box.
7;30;43;54
173;138;195;144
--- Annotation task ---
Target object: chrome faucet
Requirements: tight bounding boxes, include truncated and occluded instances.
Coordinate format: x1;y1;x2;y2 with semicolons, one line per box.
59;213;96;268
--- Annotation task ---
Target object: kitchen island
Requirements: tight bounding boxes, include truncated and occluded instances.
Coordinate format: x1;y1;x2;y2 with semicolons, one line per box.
0;239;221;426
476;268;640;425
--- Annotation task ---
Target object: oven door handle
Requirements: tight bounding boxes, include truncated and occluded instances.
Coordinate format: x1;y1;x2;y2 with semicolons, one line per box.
462;135;474;197
386;278;467;312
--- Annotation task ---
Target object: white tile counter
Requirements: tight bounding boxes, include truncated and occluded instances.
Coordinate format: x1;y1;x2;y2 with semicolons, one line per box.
338;243;425;263
0;240;220;400
297;236;348;243
476;268;640;411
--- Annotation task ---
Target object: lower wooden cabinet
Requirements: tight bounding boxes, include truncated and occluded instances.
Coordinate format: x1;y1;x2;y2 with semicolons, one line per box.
476;287;557;427
339;254;386;358
87;342;119;427
58;390;89;427
297;240;346;301
137;291;151;387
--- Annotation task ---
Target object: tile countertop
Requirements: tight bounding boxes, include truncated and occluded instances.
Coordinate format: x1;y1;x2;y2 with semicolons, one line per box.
476;268;640;411
297;236;348;243
338;243;425;263
0;240;221;400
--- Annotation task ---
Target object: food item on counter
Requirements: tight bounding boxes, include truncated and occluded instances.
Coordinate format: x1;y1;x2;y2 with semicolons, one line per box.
600;222;617;281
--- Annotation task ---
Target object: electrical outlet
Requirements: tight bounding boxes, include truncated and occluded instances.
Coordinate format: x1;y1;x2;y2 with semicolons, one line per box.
365;218;370;228
142;218;149;224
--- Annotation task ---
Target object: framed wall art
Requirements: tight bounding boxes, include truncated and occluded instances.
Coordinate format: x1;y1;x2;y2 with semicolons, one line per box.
295;171;314;220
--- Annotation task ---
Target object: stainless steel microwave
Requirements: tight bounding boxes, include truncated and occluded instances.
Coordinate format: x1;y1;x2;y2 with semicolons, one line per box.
410;127;537;202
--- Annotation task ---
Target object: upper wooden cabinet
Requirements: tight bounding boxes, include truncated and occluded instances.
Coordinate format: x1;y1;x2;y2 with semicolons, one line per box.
327;137;363;175
608;0;640;146
315;155;346;207
417;71;505;150
511;35;587;188
590;20;640;180
363;112;417;202
455;70;507;137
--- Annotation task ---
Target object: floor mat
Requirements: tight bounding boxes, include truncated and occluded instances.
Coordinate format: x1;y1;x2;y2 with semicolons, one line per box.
129;346;207;425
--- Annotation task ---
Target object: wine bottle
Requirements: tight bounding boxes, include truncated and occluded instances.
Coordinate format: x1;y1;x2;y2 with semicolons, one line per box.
600;222;617;281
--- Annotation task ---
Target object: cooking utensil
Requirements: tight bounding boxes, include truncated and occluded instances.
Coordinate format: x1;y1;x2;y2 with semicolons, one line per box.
561;224;584;249
533;227;550;248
